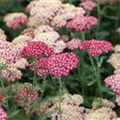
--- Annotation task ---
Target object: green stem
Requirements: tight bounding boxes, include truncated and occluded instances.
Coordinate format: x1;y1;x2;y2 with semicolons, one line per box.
78;65;85;99
58;77;62;120
33;59;38;86
89;55;103;103
96;0;101;39
96;57;103;101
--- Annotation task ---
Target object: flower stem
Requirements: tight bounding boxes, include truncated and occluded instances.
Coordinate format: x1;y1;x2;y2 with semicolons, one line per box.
89;55;103;103
58;77;62;120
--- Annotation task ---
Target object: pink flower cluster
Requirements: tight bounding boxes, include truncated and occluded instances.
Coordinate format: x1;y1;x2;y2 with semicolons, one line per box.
0;108;7;120
27;0;85;28
0;41;22;64
29;58;49;77
22;28;35;38
15;85;39;101
22;41;54;58
22;41;78;77
104;74;120;95
66;38;82;50
66;15;98;32
80;0;98;11
79;39;113;56
4;13;28;29
48;52;79;76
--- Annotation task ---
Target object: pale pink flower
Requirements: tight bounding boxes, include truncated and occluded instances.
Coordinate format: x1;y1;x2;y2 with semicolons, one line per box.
12;35;32;49
66;38;82;50
80;0;98;11
0;41;22;64
2;67;22;82
22;28;35;38
4;13;28;29
51;4;86;28
107;53;120;69
85;107;117;120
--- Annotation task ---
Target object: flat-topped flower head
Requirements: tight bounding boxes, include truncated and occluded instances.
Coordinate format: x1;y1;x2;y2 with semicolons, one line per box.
4;13;28;29
79;39;113;56
104;74;120;95
29;58;49;77
0;41;22;64
22;41;54;58
66;38;82;50
48;52;79;76
66;15;98;32
22;28;35;38
80;0;98;11
85;107;117;120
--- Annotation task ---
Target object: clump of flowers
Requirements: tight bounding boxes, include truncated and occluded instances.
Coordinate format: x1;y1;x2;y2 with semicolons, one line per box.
22;41;54;58
4;13;28;29
48;52;79;76
79;39;113;56
47;94;85;120
30;58;49;77
104;74;120;95
12;83;39;114
12;35;32;49
66;15;98;32
66;38;82;50
84;107;117;120
107;53;120;70
0;41;22;64
27;0;85;28
92;98;115;109
0;108;7;120
33;26;66;53
107;45;120;74
80;0;98;11
22;41;54;77
22;28;35;38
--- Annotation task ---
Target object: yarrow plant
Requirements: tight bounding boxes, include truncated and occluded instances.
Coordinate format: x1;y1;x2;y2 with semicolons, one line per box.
0;0;120;119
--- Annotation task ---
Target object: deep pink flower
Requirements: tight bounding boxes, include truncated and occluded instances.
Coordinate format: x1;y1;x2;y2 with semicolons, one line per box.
0;108;7;120
30;58;49;77
104;74;120;95
22;41;54;58
80;0;98;11
48;52;79;76
79;39;113;56
66;15;98;32
66;38;82;50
